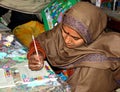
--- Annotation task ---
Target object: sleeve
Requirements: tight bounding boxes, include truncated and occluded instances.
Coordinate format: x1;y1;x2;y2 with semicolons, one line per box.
27;39;46;59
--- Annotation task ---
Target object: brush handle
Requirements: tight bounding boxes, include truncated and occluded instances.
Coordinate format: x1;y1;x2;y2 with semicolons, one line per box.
32;35;39;57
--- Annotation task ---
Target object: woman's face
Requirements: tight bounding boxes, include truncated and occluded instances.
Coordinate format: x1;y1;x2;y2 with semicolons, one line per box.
62;25;84;48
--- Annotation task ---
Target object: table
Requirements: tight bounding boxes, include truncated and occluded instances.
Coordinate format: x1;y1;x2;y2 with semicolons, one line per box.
0;31;71;92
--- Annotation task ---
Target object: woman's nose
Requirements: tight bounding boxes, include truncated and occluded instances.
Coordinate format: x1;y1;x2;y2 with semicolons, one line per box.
65;35;71;43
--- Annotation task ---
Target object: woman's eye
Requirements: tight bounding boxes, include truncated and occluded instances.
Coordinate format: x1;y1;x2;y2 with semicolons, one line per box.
63;29;69;34
73;37;80;40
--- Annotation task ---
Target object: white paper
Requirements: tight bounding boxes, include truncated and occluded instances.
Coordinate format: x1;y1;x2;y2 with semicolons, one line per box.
12;61;57;85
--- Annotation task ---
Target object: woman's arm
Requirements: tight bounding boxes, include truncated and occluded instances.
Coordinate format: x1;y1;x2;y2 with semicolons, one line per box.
27;39;46;59
27;39;46;70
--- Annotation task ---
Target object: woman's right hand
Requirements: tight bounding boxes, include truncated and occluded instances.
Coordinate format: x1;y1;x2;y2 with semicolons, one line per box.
28;53;44;71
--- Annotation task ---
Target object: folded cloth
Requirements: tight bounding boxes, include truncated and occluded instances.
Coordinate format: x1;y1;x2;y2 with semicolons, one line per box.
0;0;51;14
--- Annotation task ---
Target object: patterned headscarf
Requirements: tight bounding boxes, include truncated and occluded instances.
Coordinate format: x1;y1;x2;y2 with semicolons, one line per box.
62;2;107;44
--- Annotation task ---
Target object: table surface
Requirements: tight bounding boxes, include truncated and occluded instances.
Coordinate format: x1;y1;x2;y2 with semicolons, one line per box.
0;31;71;92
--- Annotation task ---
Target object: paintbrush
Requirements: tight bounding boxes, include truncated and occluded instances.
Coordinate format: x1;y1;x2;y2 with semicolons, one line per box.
32;35;42;66
32;35;39;57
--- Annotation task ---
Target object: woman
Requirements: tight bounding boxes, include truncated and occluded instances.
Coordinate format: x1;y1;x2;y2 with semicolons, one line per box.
27;2;120;92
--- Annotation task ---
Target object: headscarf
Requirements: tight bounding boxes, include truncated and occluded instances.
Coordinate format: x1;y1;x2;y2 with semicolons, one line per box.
37;2;120;69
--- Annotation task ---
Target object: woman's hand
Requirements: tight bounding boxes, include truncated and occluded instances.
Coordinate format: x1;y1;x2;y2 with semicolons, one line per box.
28;53;44;71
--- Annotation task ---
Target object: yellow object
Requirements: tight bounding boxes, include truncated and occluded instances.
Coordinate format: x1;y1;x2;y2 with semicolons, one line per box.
13;21;45;48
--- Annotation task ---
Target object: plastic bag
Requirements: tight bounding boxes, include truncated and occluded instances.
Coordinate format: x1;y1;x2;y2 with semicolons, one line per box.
13;21;45;48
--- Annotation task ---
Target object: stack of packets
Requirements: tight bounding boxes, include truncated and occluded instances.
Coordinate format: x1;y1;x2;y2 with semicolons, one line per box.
0;32;71;92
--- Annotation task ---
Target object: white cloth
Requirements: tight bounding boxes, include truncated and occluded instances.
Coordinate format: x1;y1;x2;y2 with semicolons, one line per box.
0;0;51;14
